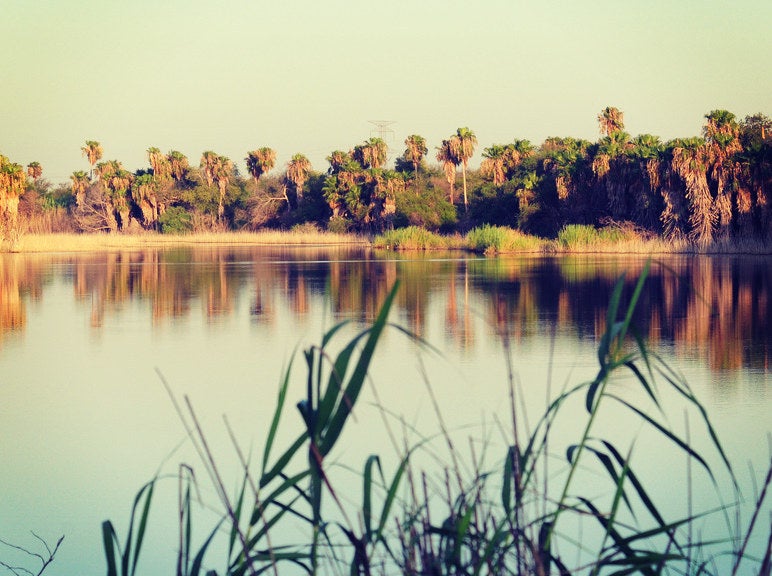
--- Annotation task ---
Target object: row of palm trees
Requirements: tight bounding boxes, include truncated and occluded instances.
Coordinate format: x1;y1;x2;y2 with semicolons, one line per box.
3;107;770;242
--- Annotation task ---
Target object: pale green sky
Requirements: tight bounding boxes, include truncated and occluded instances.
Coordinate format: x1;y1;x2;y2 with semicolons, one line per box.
2;0;770;183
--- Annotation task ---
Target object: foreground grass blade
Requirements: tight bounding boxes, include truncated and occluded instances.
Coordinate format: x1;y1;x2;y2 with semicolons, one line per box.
102;478;156;576
318;281;400;457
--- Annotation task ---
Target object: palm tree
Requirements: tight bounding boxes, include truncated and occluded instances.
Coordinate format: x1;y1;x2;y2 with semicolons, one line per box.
703;110;742;237
213;155;233;222
481;145;507;185
96;160;132;231
70;170;90;208
245;147;276;185
147;147;171;180
452;127;477;211
592;130;633;218
26;161;43;182
131;173;159;228
353;138;388;169
630;134;664;228
403;135;428;175
200;151;219;187
81;140;103;179
436;139;459;204
285;153;311;208
167;150;189;181
503;140;534;179
598;107;625;137
0;155;26;228
738;113;772;236
327;150;350;174
669;137;714;245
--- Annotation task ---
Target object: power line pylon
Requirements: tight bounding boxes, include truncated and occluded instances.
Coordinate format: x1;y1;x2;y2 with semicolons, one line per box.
369;120;396;142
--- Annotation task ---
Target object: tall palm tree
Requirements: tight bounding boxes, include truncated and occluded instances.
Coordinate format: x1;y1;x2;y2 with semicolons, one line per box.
167;150;189;181
738;113;772;237
96;160;132;231
598;107;625;137
452;127;477;211
0;155;26;227
26;161;43;182
353;138;388;170
131;173;159;228
213;155;233;222
669;137;714;245
630;134;664;228
81;140;103;179
436;139;459;204
403;135;428;175
481;145;507;185
70;170;90;208
703;110;742;237
285;153;311;208
327;150;350;174
200;151;219;187
592;130;633;218
245;147;276;185
147;147;171;180
503;139;534;179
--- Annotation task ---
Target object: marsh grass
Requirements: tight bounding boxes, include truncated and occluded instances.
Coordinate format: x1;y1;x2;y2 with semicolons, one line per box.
372;227;461;250
11;230;368;253
464;224;550;254
6;227;769;255
102;268;772;576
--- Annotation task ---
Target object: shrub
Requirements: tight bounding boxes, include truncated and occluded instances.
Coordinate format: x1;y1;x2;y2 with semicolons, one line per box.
327;215;351;234
158;206;193;234
394;183;456;231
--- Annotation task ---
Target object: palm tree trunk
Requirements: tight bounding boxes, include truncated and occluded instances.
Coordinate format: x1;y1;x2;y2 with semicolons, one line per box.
462;161;468;212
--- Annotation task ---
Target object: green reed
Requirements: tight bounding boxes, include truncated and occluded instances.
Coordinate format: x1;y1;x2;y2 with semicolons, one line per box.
372;226;453;250
102;270;772;575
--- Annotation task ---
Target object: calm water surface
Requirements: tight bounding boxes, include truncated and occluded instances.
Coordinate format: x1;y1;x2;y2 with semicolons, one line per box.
1;247;770;575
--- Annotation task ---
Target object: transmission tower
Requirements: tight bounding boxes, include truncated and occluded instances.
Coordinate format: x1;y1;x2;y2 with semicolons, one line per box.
369;120;396;142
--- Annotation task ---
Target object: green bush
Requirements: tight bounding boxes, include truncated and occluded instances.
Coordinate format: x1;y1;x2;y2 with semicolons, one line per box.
326;215;351;234
158;206;193;234
394;183;456;231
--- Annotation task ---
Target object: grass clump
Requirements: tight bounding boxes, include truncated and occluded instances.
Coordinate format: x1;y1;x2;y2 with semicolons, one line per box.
12;230;368;253
558;223;626;248
556;222;675;253
373;226;450;250
465;224;548;254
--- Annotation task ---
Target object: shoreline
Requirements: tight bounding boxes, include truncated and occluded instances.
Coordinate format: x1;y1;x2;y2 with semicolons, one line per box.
2;230;771;256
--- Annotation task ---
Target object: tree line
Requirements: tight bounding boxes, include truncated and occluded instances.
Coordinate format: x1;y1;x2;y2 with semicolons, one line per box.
1;107;770;244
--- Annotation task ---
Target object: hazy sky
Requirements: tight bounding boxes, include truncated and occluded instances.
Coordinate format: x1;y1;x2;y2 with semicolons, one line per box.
2;0;770;183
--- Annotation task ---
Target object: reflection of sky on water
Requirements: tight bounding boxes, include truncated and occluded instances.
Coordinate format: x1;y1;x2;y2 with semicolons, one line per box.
0;249;769;575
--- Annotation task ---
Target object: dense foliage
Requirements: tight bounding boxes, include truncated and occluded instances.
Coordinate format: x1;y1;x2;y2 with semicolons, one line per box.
2;108;770;246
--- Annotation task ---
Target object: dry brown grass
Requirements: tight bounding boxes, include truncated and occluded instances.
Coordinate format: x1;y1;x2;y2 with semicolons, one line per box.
10;230;370;253
7;229;768;255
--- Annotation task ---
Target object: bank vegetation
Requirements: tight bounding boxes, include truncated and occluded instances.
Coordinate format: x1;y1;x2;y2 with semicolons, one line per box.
2;108;770;255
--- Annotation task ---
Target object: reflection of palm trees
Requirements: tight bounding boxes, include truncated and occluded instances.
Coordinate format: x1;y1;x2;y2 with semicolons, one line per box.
0;259;26;342
444;262;475;351
5;250;767;373
206;258;233;317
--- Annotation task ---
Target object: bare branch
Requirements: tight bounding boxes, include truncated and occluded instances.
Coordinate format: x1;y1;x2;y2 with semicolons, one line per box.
0;533;64;576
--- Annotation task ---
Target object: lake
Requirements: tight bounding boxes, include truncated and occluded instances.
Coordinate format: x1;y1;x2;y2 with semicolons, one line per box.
1;247;770;575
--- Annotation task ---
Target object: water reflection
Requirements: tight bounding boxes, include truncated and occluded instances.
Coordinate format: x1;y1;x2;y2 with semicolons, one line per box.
1;248;769;371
